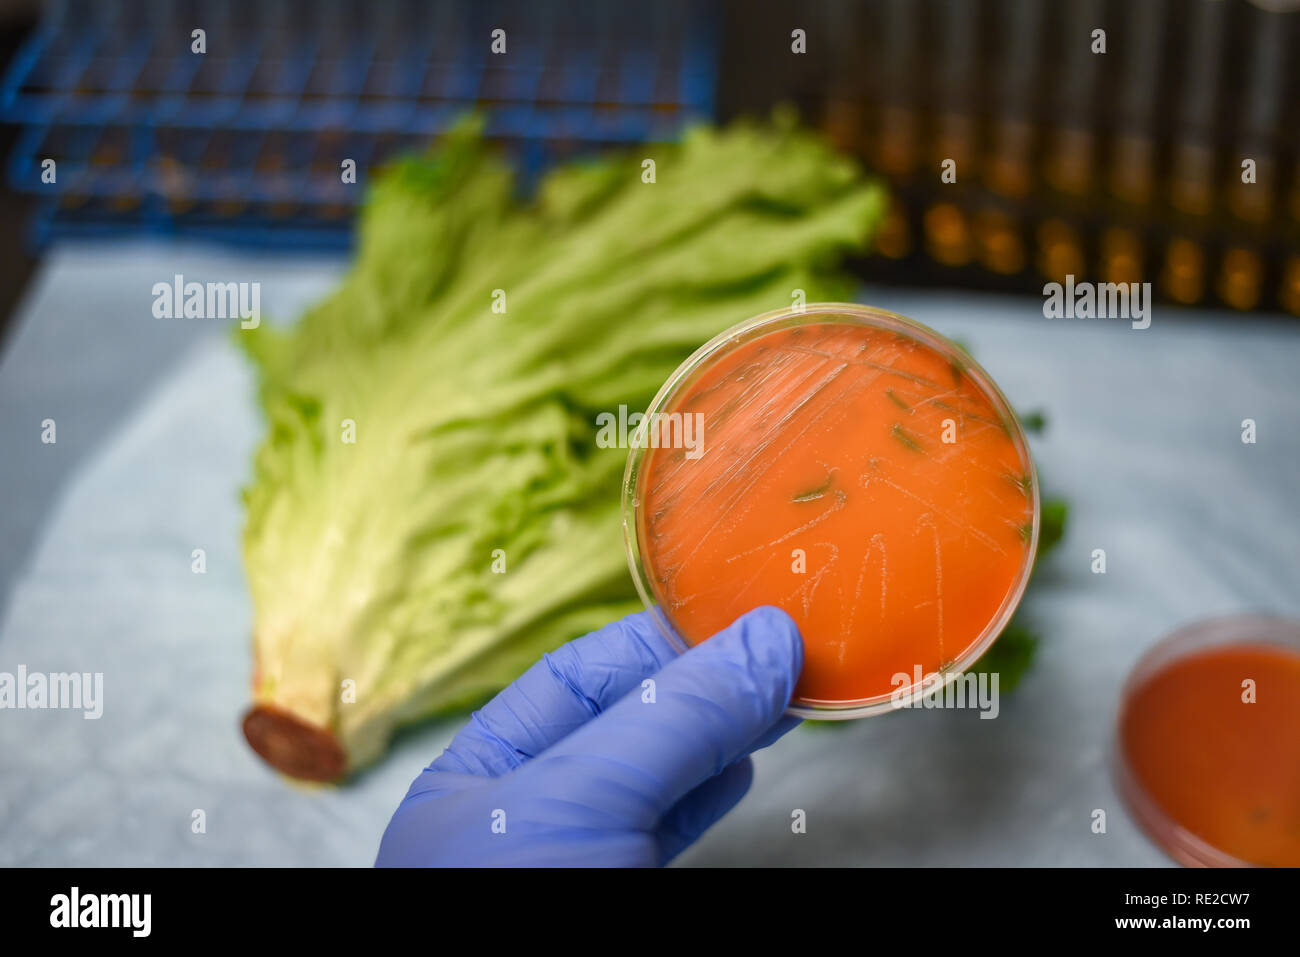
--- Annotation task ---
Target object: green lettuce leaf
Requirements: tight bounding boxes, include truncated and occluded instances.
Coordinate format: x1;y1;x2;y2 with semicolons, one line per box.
238;115;887;777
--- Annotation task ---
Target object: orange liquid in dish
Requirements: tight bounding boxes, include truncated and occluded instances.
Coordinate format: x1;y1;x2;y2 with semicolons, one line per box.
1120;644;1300;867
638;321;1034;705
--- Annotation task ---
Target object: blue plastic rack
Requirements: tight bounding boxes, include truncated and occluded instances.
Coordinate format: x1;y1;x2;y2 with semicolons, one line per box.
1;0;718;249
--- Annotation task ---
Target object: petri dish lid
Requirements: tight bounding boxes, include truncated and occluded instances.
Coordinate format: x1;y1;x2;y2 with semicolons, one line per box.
622;302;1039;719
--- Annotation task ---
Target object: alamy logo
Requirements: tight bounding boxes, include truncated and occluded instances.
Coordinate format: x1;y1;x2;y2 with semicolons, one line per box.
595;405;705;460
152;274;261;329
1042;275;1152;329
50;887;151;937
891;665;999;719
0;666;103;719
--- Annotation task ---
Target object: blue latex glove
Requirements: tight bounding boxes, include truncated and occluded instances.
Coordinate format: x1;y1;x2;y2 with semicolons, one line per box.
375;605;803;867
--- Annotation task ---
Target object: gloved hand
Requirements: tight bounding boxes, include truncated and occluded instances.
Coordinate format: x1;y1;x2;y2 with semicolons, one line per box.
375;605;803;867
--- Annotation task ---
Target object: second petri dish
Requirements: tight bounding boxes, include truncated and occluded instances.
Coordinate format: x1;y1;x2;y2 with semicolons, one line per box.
623;303;1039;718
1116;615;1300;867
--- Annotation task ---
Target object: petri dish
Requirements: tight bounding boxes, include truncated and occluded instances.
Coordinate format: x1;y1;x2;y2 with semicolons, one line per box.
1115;614;1300;867
622;303;1039;718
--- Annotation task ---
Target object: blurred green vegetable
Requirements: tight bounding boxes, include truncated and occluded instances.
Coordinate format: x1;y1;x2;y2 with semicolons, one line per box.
237;115;887;780
975;494;1069;692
